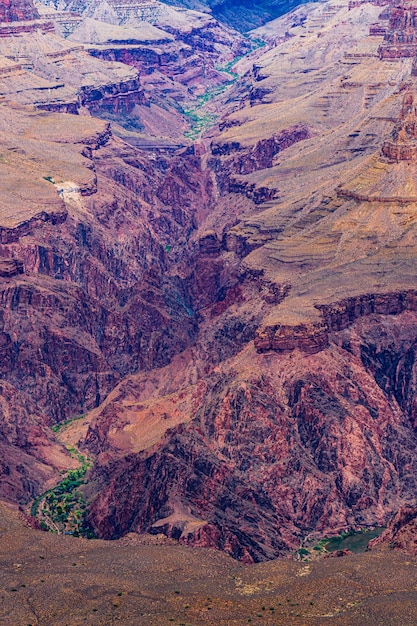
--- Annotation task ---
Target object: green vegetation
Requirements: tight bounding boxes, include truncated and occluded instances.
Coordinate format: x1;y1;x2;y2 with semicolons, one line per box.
31;447;94;538
298;527;386;560
183;102;219;140
183;37;265;140
297;547;309;558
51;414;85;433
323;527;384;554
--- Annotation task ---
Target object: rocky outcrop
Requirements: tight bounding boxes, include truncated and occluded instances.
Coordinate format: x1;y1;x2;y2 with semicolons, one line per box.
49;0;254;138
159;0;308;32
0;0;40;22
369;506;417;554
210;124;311;195
6;0;417;567
255;321;329;354
255;290;417;355
0;95;229;505
378;3;417;59
78;76;145;114
369;23;387;36
86;310;417;561
0;134;221;425
0;0;55;36
0;258;24;277
381;90;417;161
0;377;79;504
212;124;311;174
0;19;54;35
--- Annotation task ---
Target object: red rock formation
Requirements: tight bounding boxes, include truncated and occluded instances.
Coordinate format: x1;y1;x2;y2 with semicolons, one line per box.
378;2;417;58
369;506;417;554
0;0;54;36
0;258;23;277
0;136;220;427
0;378;78;504
0;0;39;22
369;24;387;36
255;290;417;354
350;0;388;9
85;310;417;561
0;101;237;505
78;76;145;114
382;90;417;161
67;0;251;107
210;124;312;196
5;0;417;565
255;321;329;354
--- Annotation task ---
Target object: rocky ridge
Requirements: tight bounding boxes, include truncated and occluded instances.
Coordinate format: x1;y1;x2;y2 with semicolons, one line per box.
369;505;417;554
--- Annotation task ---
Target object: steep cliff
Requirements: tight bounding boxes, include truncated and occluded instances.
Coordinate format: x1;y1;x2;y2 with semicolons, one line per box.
162;0;309;31
0;105;218;502
35;0;253;138
84;309;417;562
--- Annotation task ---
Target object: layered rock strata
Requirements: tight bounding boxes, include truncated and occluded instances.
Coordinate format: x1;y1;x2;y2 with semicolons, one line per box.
382;90;417;160
0;0;40;22
85;310;417;561
255;289;417;354
378;2;417;58
0;103;243;502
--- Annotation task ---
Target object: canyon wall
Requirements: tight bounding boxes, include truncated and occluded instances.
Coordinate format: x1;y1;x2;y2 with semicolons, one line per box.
4;0;417;565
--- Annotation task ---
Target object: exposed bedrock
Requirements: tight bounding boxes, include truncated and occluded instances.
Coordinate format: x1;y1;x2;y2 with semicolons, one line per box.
0;0;40;22
0;142;214;424
0;377;77;504
162;0;308;32
210;124;312;194
255;290;417;355
378;3;417;59
0;114;263;504
36;75;146;118
369;505;417;554
86;311;417;561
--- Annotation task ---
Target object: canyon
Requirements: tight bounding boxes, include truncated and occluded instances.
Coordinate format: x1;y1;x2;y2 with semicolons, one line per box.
1;0;417;594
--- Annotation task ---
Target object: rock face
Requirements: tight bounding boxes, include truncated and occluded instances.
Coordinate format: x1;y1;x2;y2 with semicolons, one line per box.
79;0;417;561
0;0;39;22
37;0;251;138
0;108;226;502
369;506;417;554
382;90;417;161
255;289;417;354
210;124;312;195
378;2;417;59
0;14;142;115
0;0;259;505
86;311;417;562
